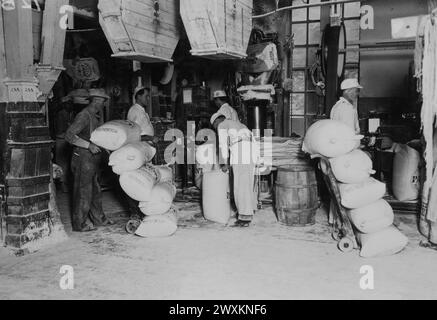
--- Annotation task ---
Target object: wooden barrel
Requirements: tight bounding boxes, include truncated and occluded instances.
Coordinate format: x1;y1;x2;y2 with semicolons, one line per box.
275;165;319;227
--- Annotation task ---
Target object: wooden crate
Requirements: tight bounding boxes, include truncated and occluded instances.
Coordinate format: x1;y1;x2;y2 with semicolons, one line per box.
180;0;253;60
98;0;180;63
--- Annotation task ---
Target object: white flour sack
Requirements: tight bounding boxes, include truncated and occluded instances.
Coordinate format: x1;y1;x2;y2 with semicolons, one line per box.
329;150;375;184
119;166;158;201
155;165;174;183
90;120;141;151
357;225;408;258
302;120;363;158
339;178;386;209
196;143;217;171
392;144;421;201
109;142;156;175
135;209;178;237
347;199;394;234
202;170;231;224
138;182;177;215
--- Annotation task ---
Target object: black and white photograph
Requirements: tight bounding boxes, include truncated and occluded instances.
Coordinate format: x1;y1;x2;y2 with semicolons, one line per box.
0;0;436;304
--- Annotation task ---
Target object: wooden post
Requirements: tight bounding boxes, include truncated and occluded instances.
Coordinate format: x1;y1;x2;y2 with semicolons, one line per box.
3;5;34;81
40;0;68;67
37;0;68;102
0;9;7;102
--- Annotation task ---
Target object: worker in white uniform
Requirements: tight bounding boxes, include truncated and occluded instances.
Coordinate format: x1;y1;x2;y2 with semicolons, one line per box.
329;79;392;224
211;111;259;227
126;87;158;217
328;79;363;225
330;78;362;134
127;87;158;144
213;90;240;123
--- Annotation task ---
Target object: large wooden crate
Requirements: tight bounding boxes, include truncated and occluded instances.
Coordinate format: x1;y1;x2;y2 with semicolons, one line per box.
98;0;180;63
180;0;253;60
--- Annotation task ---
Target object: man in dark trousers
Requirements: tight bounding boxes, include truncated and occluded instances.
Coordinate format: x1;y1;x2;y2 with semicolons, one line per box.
55;95;75;192
65;88;114;232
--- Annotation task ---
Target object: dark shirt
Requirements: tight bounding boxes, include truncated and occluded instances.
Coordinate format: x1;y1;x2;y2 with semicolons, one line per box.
56;109;75;138
65;108;102;148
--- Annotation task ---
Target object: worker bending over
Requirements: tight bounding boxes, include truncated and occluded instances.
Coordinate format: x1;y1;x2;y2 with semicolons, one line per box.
211;111;259;227
65;89;114;232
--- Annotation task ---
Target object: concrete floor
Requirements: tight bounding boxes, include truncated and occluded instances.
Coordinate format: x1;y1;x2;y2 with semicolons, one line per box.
1;188;437;300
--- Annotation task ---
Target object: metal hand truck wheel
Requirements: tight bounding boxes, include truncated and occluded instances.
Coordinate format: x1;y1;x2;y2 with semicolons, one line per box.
318;157;359;253
125;213;143;234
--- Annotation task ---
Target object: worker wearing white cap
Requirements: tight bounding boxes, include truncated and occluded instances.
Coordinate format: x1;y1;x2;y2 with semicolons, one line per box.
125;87;158;218
212;90;240;123
329;79;363;226
211;112;260;227
330;78;363;134
127;87;157;144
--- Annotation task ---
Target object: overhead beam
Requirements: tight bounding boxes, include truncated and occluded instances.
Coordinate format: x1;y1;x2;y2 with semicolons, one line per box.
253;0;361;19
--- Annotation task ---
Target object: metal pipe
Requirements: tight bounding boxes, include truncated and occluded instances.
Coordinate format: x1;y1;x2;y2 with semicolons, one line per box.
252;0;361;19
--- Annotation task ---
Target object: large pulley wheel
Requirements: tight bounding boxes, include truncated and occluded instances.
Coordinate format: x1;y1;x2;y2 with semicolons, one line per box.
321;23;347;115
321;23;347;79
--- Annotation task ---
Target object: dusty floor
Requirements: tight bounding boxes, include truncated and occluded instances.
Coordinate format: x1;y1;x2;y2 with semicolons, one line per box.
0;188;437;300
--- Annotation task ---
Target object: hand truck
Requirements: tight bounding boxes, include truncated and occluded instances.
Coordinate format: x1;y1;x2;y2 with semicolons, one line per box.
318;157;359;253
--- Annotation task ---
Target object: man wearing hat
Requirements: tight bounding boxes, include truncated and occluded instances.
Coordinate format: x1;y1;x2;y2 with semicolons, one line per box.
212;90;240;123
127;87;158;144
330;78;362;134
65;88;114;232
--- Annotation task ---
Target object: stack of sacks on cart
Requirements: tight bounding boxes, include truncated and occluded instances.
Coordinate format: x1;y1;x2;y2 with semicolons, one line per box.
303;119;408;257
90;120;178;237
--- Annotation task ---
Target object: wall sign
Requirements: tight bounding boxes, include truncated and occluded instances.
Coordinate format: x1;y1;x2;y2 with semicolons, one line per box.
5;80;40;102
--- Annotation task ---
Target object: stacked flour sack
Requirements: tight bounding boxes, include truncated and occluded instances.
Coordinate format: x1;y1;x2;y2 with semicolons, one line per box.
90;120;178;238
303;120;408;258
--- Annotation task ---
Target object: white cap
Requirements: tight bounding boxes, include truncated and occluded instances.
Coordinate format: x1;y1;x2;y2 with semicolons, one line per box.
341;78;363;90
134;86;149;97
213;90;227;99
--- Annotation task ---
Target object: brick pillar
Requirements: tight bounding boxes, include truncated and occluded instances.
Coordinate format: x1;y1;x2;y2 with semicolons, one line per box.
0;4;66;251
2;101;53;249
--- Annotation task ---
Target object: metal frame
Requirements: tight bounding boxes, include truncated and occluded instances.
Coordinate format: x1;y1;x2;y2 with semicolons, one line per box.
318;157;359;252
253;0;361;19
